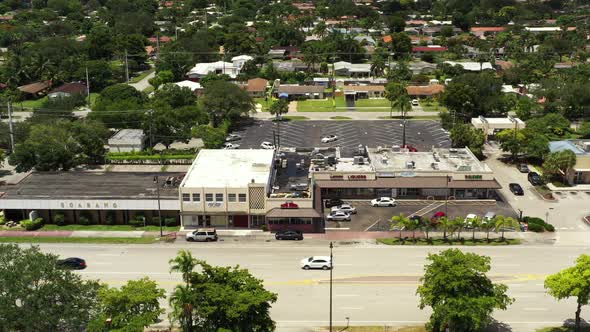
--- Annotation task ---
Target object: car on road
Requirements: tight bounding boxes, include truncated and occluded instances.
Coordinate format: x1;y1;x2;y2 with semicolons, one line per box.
331;204;356;215
325;198;344;208
56;257;86;270
321;135;338;143
518;163;530;173
528;172;543;185
275;230;303;240
509;183;524;195
411;99;419;106
225;133;241;142
371;197;396;207
222;142;240;149
326;210;351;221
260;141;275;149
186;228;218;242
300;256;332;270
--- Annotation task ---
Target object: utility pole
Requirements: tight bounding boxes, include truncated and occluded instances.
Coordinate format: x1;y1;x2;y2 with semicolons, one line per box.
85;67;91;108
7;100;15;153
329;241;334;332
156;33;160;59
148;109;154;151
124;50;130;83
154;175;163;237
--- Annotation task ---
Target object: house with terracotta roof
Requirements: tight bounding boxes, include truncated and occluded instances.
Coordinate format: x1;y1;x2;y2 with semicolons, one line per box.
405;84;445;98
18;81;51;98
343;85;385;100
48;82;88;99
246;78;268;98
470;27;506;39
148;36;172;45
412;46;448;55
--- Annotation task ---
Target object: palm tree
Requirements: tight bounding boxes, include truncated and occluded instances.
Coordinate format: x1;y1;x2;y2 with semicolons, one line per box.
169;250;197;286
420;217;436;241
406;216;421;242
438;216;454;241
453;217;465;240
494;216;519;241
480;217;496;242
469;216;482;241
391;213;409;239
169;284;195;332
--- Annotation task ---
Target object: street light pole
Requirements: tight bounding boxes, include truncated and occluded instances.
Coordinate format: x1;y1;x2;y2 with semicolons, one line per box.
329;241;334;332
154;176;163;237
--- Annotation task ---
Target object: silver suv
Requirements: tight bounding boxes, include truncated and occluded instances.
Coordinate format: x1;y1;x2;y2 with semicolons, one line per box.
186;228;218;242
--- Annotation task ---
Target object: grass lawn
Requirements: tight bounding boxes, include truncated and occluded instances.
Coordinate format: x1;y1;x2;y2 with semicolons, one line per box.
377;238;521;246
0;236;158;244
420;101;448;112
40;224;180;232
537;327;590;332
18;97;47;109
129;68;155;84
297;97;346;112
254;97;274;112
354;98;390;108
331;116;352;120
143;86;155;94
323;327;426;332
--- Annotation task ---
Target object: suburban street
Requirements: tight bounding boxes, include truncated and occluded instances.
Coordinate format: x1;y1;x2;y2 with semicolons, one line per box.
31;242;590;332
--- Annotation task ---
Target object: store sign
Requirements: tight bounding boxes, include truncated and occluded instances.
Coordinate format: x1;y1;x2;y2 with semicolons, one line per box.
465;175;483;180
60;201;118;209
347;175;367;180
330;175;344;180
207;202;222;207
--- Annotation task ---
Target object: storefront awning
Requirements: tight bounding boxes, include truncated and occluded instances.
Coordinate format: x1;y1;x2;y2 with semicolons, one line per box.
266;208;321;218
316;177;501;189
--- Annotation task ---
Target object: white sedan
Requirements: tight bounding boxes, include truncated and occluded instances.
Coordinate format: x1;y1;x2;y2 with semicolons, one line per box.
321;135;338;143
222;143;239;149
371;197;396;207
331;204;356;214
260;141;275;150
326;211;351;221
300;256;332;270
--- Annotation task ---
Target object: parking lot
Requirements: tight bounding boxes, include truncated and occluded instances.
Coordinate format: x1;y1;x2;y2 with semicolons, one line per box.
233;120;451;156
325;200;518;231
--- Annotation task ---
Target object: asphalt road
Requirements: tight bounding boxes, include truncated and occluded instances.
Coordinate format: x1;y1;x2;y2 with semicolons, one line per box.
31;242;590;332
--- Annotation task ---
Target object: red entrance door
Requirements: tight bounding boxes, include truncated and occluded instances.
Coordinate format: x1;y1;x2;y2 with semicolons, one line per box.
233;215;249;228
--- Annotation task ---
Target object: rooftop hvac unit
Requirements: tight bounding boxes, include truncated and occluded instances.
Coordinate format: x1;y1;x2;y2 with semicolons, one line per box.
392;145;401;152
433;152;440;162
431;162;439;170
326;155;336;165
381;155;388;163
406;161;415;169
449;148;458;153
281;159;287;168
353;156;365;165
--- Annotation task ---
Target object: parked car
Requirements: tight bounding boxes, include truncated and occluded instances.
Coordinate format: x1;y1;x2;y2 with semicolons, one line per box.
331;204;357;215
433;211;446;219
56;257;86;270
528;172;543;185
186;228;218;242
401;144;418;152
411;99;419;106
300;256;332;270
222;142;239;149
483;211;496;221
225;133;241;142
275;230;303;240
371;197;396;207
326;211;351;221
325;198;344;208
280;201;299;209
260;141;275;149
321;135;338;143
464;213;478;228
518;163;530;173
509;183;524;195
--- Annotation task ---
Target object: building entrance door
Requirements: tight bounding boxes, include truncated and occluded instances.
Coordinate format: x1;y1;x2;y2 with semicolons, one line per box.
233;215;249;228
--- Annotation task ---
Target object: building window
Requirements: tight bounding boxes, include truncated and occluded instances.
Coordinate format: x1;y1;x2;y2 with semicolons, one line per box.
205;193;213;202
182;193;190;201
238;193;247;202
228;193;236;202
192;193;200;202
215;193;224;202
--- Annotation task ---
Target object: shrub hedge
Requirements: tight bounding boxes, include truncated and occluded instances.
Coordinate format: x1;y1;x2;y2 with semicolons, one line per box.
21;218;44;231
523;216;555;232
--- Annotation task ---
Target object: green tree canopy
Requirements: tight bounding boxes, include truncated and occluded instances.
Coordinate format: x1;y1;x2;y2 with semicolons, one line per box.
450;123;485;157
0;244;101;331
441;72;507;120
201;80;254;127
545;254;590;332
543;149;577;184
417;249;514;331
92;84;147;128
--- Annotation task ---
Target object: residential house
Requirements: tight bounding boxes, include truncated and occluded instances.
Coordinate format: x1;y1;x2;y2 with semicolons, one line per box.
548;140;590;185
444;61;494;72
108;129;146;152
410;35;432;45
412;46;448;55
334;61;371;77
231;55;254;71
524;27;561;33
47;82;88;99
471;116;525;142
273;59;310;72
187;61;238;80
405;84;445;99
343;85;385;100
494;60;514;72
408;61;437;74
354;35;376;46
276;84;325;100
246;78;268;98
148;36;172;45
174;80;204;96
292;2;315;12
470;27;506;39
18;81;51;98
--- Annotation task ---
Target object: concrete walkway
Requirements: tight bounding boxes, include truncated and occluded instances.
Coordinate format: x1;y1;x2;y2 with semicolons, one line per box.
129;70;155;92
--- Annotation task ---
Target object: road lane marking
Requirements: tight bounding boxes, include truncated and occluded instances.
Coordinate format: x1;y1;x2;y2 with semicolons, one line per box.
523;308;548;311
334;294;359;297
338;307;363;310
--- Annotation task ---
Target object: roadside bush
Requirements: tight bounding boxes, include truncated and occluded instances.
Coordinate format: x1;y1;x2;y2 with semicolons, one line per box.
105;211;116;225
78;213;91;225
128;218;144;227
164;217;179;227
0;214;6;225
544;223;555;232
20;218;44;231
261;224;268;232
54;213;66;226
150;216;161;226
523;216;554;232
527;222;544;232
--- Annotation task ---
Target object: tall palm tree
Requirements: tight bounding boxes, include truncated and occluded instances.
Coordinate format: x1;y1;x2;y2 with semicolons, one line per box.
470;216;482;241
494;216;519;241
391;213;409;239
438;216;454;241
169;250;197;286
453;217;465;240
169;284;195;332
480;217;496;242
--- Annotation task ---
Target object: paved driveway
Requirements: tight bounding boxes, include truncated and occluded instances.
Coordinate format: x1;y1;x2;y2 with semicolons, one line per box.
233;120;451;157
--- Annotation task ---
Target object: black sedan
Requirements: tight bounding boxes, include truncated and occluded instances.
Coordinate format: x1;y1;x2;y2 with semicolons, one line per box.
275;230;304;241
528;172;543;186
509;183;524;195
56;257;87;270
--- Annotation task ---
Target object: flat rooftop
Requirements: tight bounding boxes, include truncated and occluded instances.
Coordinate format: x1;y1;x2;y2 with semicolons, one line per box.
471;117;525;126
368;147;491;173
0;172;183;200
182;149;274;188
272;151;311;194
108;129;145;143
